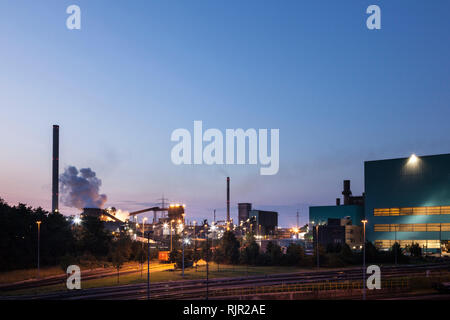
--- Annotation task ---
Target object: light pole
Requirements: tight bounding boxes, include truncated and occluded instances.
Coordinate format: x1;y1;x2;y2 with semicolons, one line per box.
362;219;368;300
312;221;319;270
170;220;174;252
182;238;190;277
394;224;398;265
440;223;442;258
204;223;210;300
193;220;196;245
36;221;41;279
147;231;151;300
316;225;319;269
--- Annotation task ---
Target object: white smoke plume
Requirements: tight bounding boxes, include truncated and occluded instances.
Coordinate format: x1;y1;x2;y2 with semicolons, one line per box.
60;166;107;209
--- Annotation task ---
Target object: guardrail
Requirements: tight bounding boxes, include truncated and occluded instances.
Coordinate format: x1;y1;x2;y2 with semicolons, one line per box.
209;279;409;298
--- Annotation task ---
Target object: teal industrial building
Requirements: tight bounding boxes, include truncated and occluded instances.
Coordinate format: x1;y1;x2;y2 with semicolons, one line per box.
309;153;450;253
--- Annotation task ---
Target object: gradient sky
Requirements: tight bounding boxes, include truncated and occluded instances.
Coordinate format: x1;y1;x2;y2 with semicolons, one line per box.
1;1;449;227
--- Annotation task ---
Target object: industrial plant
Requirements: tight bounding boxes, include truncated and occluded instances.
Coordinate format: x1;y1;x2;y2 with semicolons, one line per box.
49;123;450;260
48;125;303;261
309;154;450;256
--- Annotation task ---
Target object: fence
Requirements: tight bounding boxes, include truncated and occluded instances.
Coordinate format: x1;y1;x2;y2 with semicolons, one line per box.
209;278;409;298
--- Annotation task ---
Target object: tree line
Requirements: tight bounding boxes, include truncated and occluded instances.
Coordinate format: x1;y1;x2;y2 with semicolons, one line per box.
170;230;428;268
0;199;153;272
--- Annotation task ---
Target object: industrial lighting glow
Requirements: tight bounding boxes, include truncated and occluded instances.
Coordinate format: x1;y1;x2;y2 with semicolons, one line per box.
73;217;81;225
408;154;418;165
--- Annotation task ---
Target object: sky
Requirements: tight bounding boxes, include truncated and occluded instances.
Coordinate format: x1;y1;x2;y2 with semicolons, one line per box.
0;0;449;227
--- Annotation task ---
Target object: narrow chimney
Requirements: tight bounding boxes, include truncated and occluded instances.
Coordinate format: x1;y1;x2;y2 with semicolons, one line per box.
342;180;352;205
336;198;341;206
52;125;59;213
226;177;230;223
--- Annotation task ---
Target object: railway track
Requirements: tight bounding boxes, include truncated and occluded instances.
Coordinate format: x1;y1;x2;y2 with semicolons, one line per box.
3;263;449;300
0;264;173;292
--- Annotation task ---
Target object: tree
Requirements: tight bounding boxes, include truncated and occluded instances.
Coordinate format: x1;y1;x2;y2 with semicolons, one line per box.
326;243;342;254
285;243;304;266
80;215;112;258
60;254;77;276
192;242;201;270
364;241;380;263
169;249;180;265
391;242;407;263
200;239;212;263
111;249;126;284
265;241;283;265
240;240;260;265
0;199;76;271
215;231;240;265
110;234;132;283
338;243;355;264
409;242;422;257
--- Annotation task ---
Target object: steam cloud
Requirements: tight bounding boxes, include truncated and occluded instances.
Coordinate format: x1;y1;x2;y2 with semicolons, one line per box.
60;166;107;209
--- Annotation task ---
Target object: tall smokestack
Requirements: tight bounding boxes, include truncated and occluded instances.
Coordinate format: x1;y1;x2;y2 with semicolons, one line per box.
342;180;352;205
227;177;230;223
52;125;59;213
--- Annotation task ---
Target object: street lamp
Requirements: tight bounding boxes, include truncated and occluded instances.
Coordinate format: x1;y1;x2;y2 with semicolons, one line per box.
204;222;210;300
142;217;148;237
147;230;151;300
141;217;148;278
440;223;442;258
312;221;320;269
394;224;398;265
73;216;81;225
182;237;191;277
193;221;197;244
36;221;41;279
170;220;174;252
361;219;368;300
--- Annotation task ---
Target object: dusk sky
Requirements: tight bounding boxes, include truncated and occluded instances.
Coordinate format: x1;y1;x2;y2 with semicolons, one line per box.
0;0;449;227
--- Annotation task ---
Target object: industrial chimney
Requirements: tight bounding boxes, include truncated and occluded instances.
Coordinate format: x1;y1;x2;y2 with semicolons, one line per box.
342;180;352;205
52;125;59;213
227;177;230;223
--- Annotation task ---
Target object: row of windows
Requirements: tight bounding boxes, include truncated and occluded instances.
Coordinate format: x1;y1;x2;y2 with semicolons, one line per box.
374;240;441;249
374;223;450;232
374;206;450;216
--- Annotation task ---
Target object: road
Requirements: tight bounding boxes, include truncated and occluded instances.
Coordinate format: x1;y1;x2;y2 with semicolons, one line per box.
2;263;449;300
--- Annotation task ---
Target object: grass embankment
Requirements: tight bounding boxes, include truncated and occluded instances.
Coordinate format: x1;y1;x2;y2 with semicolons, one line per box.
0;261;145;285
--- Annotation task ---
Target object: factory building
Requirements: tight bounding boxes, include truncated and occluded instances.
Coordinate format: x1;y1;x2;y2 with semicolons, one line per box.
312;218;363;249
309;153;450;254
309;180;365;227
238;203;278;236
238;203;252;224
365;153;450;253
249;210;278;236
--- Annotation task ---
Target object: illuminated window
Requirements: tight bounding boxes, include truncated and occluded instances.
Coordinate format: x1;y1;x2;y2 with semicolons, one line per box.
374;224;389;232
374;205;450;217
374;240;440;249
374;223;448;232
